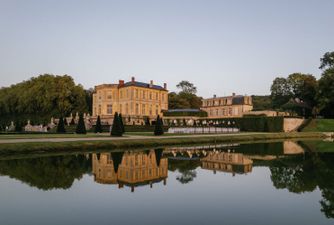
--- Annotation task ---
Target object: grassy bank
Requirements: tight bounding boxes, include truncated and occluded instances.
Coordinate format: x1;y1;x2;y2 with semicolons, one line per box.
302;119;334;132
0;132;325;155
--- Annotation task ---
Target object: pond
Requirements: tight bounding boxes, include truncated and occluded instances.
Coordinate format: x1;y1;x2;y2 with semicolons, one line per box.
0;140;333;225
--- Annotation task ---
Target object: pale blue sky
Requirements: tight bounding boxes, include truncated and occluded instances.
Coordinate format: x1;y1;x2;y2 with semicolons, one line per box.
0;0;333;97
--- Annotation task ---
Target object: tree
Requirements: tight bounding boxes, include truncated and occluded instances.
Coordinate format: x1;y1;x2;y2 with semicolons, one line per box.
95;115;102;133
119;113;125;134
154;115;164;136
270;77;292;109
252;95;272;110
14;120;22;132
0;74;90;125
76;113;86;134
270;74;317;116
56;117;66;133
70;117;75;125
317;68;334;118
176;80;197;94
319;51;334;70
111;112;123;137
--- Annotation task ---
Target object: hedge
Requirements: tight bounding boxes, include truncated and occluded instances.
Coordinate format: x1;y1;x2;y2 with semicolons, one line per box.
91;125;169;133
163;110;208;117
197;116;284;132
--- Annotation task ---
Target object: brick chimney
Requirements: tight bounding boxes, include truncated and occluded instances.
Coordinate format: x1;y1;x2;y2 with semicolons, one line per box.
213;94;217;98
119;80;125;87
163;83;167;89
232;93;236;97
131;77;135;83
150;80;153;88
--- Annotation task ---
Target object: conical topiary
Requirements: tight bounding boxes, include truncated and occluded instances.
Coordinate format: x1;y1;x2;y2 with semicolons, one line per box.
154;115;164;136
15;120;22;132
76;113;87;134
95;115;103;133
70;117;75;125
111;112;123;137
119;113;125;134
57;117;66;133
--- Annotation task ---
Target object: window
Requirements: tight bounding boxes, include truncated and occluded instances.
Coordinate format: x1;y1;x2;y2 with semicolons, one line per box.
135;104;139;114
149;92;152;100
149;105;152;115
135;89;139;98
98;105;101;115
229;108;232;115
142;104;146;114
162;94;164;102
143;91;145;99
126;103;129;114
120;104;123;114
156;105;159;115
107;105;112;114
156;93;158;100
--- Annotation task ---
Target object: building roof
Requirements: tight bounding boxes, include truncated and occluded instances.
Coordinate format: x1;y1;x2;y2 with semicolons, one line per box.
122;81;166;91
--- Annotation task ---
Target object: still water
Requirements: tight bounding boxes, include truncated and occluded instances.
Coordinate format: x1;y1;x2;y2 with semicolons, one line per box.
0;140;333;225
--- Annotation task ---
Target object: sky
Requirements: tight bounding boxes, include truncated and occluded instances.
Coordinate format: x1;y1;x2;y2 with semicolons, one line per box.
0;0;333;97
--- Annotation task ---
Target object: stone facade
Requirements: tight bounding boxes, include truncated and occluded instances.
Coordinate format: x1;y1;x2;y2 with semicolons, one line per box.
201;151;253;174
92;150;168;192
92;77;168;125
201;93;253;118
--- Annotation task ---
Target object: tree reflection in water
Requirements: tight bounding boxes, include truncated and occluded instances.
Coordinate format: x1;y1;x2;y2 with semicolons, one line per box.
0;155;91;190
269;152;334;218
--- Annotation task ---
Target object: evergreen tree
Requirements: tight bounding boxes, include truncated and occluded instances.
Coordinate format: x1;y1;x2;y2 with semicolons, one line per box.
154;115;164;136
119;113;125;134
57;117;66;133
95;115;102;133
76;113;86;134
70;117;75;125
15;120;22;132
64;118;68;126
111;112;123;137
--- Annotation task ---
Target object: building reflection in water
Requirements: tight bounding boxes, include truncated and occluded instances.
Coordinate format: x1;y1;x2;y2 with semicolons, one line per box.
201;151;253;176
92;149;168;192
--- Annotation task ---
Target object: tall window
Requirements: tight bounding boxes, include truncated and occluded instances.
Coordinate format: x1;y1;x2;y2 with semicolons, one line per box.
107;105;112;114
126;103;129;114
156;93;158;100
142;104;146;115
149;92;152;100
156;105;159;115
98;105;101;115
135;104;139;114
120;104;123;114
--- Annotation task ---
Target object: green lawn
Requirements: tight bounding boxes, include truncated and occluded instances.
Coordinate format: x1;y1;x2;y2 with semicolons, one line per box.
302;119;334;132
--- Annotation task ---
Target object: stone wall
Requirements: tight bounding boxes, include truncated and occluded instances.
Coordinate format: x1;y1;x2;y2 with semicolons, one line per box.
283;118;304;132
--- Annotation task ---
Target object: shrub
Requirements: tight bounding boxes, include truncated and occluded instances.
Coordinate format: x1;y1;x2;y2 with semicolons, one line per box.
111;112;123;137
154;115;164;136
95;115;102;133
76;113;86;134
56;117;66;133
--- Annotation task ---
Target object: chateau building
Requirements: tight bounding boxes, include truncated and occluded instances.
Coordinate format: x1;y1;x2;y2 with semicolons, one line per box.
92;150;168;192
201;152;253;174
201;93;253;118
92;77;168;125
